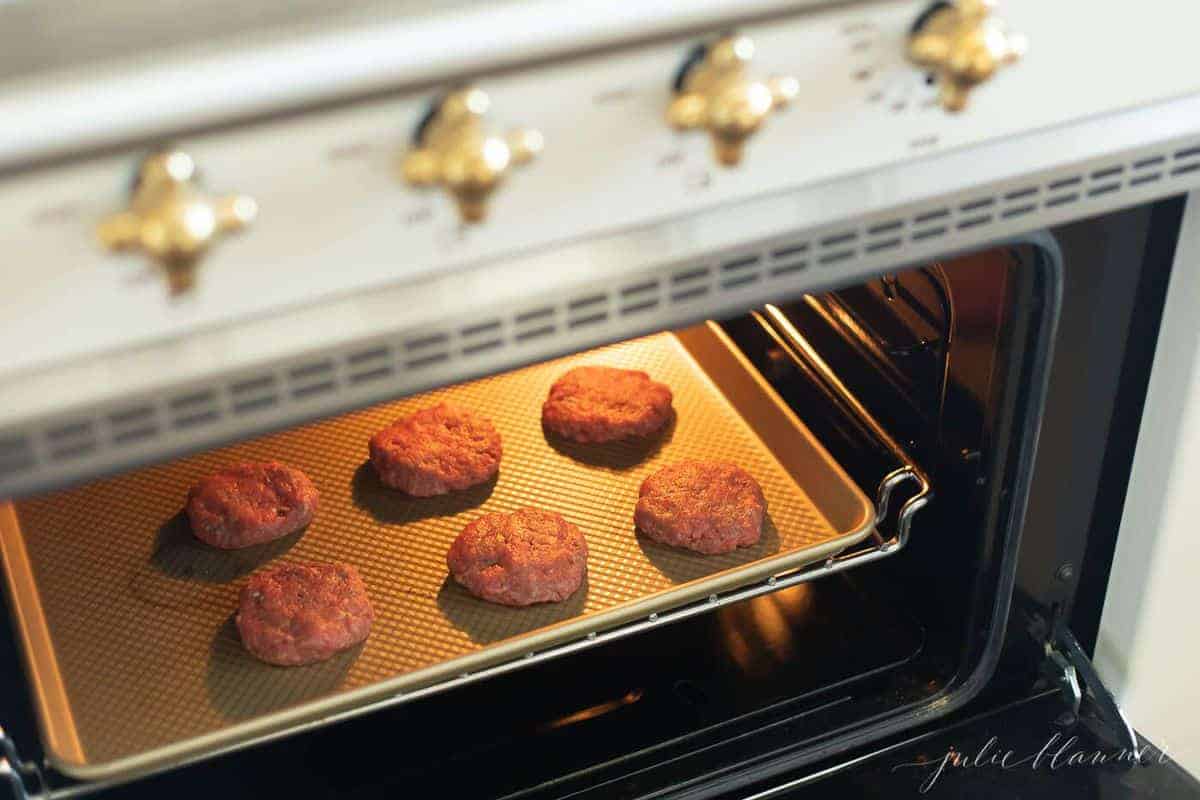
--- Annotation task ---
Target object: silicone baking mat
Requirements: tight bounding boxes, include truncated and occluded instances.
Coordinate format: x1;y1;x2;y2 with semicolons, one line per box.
0;324;874;778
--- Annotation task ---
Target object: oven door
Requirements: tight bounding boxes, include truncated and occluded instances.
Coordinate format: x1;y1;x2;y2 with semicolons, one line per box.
702;197;1200;800
733;692;1200;799
737;196;1200;800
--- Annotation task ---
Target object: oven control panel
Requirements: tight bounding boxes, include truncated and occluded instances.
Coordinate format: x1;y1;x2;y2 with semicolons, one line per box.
1;0;1198;436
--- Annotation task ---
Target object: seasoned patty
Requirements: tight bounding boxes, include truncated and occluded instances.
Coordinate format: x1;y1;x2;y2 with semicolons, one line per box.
541;366;673;443
447;507;588;606
634;460;766;554
369;403;502;496
186;461;319;549
237;562;374;666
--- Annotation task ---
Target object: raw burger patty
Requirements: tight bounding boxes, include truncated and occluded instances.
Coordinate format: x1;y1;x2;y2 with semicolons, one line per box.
447;507;588;606
541;366;673;443
186;461;318;549
237;562;374;666
369;402;502;496
634;460;766;554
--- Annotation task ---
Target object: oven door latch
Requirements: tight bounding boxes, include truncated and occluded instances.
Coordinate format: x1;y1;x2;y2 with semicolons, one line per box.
1;726;41;800
1042;622;1139;754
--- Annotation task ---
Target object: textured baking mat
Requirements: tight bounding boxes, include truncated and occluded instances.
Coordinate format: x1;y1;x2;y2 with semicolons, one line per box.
0;324;873;778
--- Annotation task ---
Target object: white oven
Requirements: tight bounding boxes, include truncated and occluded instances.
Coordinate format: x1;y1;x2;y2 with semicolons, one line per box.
1;1;1199;797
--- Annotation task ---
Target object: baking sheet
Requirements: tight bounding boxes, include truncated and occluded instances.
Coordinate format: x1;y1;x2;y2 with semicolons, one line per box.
0;324;874;779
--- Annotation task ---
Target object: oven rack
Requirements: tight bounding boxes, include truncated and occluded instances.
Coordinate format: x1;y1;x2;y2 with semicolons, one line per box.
0;471;928;800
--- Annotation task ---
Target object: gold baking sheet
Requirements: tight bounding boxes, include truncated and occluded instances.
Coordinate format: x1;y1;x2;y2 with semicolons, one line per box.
0;323;874;780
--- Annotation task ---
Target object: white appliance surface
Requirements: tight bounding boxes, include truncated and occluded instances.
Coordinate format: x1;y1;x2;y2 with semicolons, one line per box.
1097;193;1200;773
2;0;1199;384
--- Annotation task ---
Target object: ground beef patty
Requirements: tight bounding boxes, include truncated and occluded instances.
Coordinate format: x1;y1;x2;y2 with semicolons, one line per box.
237;562;374;666
542;366;673;443
447;507;588;606
186;461;319;549
369;403;502;496
634;460;766;554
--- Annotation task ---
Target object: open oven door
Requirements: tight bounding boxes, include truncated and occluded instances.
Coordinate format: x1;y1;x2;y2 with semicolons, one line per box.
723;197;1200;800
3;616;1195;800
718;616;1199;797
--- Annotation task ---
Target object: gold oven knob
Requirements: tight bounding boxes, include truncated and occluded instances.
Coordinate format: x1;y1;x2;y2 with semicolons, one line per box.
97;150;257;294
666;34;799;167
907;0;1026;112
401;87;543;223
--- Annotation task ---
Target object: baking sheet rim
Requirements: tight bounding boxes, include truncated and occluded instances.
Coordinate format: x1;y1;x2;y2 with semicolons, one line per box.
1;329;877;781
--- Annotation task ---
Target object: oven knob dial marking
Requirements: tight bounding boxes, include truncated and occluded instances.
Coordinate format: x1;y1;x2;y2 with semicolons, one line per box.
666;34;798;167
96;150;257;294
907;0;1025;112
401;87;542;224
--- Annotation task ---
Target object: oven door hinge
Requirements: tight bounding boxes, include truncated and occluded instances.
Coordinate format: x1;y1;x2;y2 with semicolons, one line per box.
1041;623;1139;754
0;726;41;800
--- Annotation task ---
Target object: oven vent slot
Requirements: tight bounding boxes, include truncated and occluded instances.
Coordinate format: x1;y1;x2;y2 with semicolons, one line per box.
43;419;98;462
617;279;661;316
403;332;449;352
287;360;336;400
513;306;557;342
671;265;711;284
458;319;504;356
960;197;995;212
912;208;950;224
108;405;159;443
1047;175;1082;191
405;352;450;370
719;255;764;290
669;265;713;304
768;242;811;278
1045;193;1079;208
770;241;809;260
227;375;278;415
566;294;610;330
345;346;394;386
167;390;220;431
0;435;35;478
403;331;452;369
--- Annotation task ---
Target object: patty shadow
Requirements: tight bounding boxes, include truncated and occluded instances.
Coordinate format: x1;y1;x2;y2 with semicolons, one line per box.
149;511;305;584
543;410;676;470
206;615;359;721
351;462;498;524
436;575;589;645
635;512;782;584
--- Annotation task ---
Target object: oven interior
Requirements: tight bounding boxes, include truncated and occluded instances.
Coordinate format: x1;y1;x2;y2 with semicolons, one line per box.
1;201;1184;798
